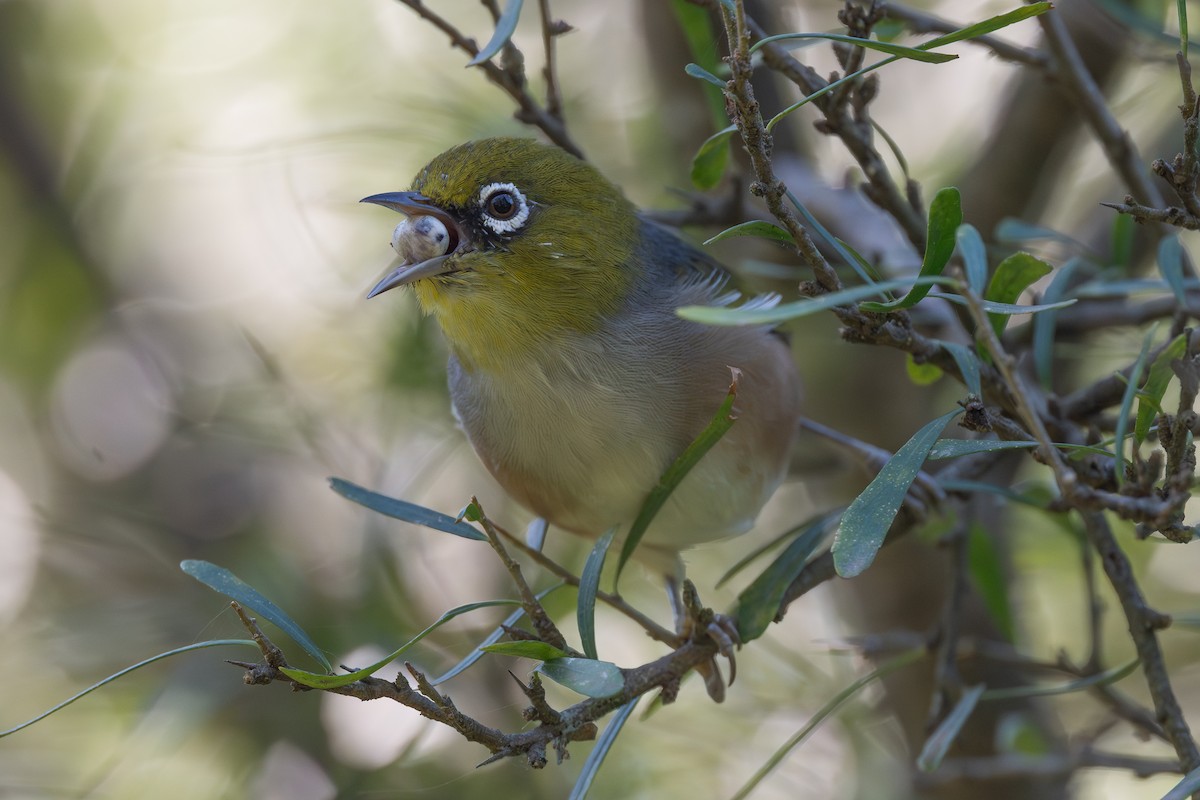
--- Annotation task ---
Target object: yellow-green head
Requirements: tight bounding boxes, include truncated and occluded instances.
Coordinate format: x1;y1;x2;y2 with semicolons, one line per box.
363;138;640;371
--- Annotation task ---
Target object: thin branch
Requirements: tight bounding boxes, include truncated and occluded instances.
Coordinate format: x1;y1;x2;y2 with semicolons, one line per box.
1036;8;1163;208
882;3;1051;69
392;0;582;157
1078;512;1200;772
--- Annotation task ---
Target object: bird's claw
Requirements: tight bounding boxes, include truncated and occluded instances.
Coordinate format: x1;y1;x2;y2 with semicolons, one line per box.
674;579;742;703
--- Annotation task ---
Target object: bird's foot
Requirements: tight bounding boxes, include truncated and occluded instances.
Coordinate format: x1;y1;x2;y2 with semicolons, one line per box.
672;579;742;703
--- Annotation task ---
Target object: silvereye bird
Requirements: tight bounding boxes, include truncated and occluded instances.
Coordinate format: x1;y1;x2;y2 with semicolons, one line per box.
362;137;801;588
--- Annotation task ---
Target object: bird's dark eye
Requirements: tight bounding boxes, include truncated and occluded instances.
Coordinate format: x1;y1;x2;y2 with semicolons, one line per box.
487;191;517;220
478;182;530;235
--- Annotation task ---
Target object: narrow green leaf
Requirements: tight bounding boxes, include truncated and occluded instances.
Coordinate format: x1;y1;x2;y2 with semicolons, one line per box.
837;237;888;283
941;341;982;397
568;697;640;800
833;410;960;577
282;599;520;689
691;125;735;190
181;560;333;672
1163;766;1200;800
1136;334;1188;443
684;62;725;88
482;641;571;660
967;525;1014;641
1111;213;1135;269
917;684;985;771
763;5;1051;134
786;190;877;285
1114;326;1158;486
981;657;1138;701
467;0;525;66
0;640;256;738
578;526;616;660
927;439;1037;460
734;512;840;641
1074;276;1200;298
860;187;963;312
919;3;1052;49
995;217;1083;247
985;252;1053;336
329;477;485;540
616;378;738;583
672;0;727;127
940;479;1054;508
432;584;565;685
537;658;624;698
703;219;794;246
1180;0;1190;58
1157;234;1190;308
729;648;926;800
957;224;988;294
750;32;957;62
930;292;1075;315
718;508;843;588
679;277;956;326
1033;258;1084;388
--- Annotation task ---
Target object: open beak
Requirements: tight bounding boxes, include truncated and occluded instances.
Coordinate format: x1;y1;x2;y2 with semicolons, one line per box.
360;192;462;298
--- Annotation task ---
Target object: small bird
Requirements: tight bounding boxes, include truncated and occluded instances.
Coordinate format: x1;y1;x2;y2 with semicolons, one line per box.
363;138;801;691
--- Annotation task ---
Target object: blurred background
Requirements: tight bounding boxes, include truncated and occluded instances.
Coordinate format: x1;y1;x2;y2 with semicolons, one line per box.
0;0;1197;798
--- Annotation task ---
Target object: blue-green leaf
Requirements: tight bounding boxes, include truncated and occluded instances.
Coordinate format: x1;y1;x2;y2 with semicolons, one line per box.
833;410;960;577
942;341;983;397
684;62;725;88
329;477;485;540
568;697;639;800
679;277;955;326
981;657;1138;700
860;187;963;312
1114;327;1157;486
734;511;840;641
917;684;985;771
927;439;1037;460
283;599;520;688
578;526;616;660
467;0;525;66
931;292;1075;315
537;658;624;698
1163;766;1200;800
703;220;794;246
956;224;988;295
0;639;256;738
181;560;333;672
1033;258;1084;388
432;584;565;685
1157;234;1189;308
729;648;926;800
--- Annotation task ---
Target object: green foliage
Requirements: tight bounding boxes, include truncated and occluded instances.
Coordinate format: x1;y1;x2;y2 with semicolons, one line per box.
181;560;332;671
733;511;840;641
984;252;1053;337
468;0;525;66
917;685;985;772
615;376;739;583
833;409;961;578
329;477;486;540
860;187;963;313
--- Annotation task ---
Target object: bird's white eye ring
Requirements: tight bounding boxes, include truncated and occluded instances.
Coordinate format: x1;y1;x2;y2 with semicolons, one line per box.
479;182;529;234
